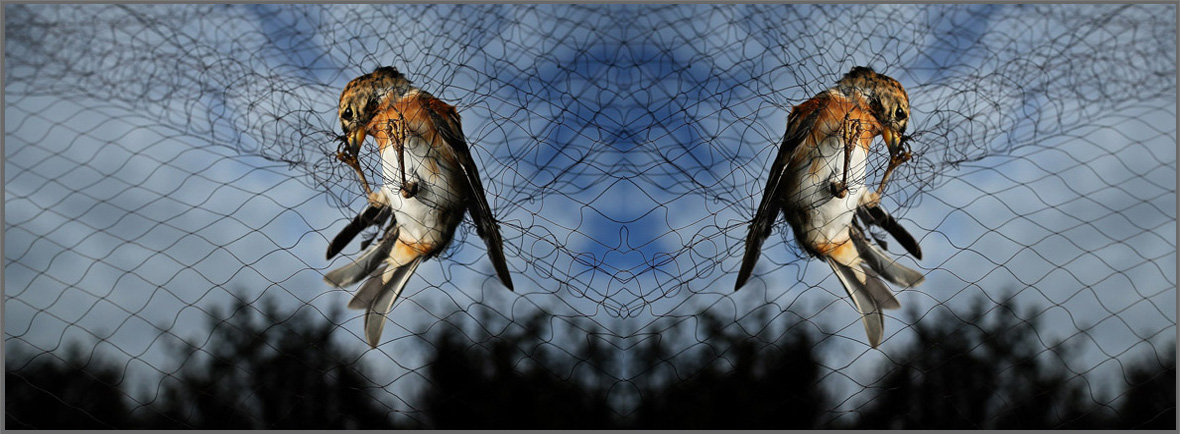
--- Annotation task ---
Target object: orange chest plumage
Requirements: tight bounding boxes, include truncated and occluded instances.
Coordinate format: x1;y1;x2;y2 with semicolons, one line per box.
367;91;461;170
788;91;883;168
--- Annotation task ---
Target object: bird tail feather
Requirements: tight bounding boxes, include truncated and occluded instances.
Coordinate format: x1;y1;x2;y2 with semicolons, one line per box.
323;226;398;288
348;256;423;348
856;203;922;260
851;232;925;288
826;256;899;348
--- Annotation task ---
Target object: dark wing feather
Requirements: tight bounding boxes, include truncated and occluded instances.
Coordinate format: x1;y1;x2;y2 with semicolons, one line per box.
856;203;922;260
735;100;823;290
327;204;391;260
426;103;514;290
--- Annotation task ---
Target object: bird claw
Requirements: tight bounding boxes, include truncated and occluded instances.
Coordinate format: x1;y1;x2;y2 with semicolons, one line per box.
336;140;376;198
400;181;419;198
367;191;386;207
386;111;409;146
335;143;358;167
830;181;849;198
875;138;914;197
890;145;913;166
385;111;415;200
862;190;882;208
836;115;862;199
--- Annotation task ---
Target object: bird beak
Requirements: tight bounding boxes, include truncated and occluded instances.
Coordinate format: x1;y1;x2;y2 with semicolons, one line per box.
347;128;366;155
882;127;901;152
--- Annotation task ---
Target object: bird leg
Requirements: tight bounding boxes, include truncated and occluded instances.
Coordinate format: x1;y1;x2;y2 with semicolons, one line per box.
386;111;418;199
874;136;913;199
830;114;861;198
336;138;375;200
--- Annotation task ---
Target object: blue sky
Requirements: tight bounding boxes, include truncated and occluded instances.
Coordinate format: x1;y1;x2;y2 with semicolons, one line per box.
5;3;1176;422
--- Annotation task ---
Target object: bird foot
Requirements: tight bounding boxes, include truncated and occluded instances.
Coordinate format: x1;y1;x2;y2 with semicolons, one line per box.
830;181;849;198
385;111;417;200
336;140;375;197
835;116;862;199
400;181;419;198
367;191;386;207
862;190;881;208
875;141;914;197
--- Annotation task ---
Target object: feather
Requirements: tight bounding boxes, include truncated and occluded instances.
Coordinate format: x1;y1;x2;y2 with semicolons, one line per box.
349;256;424;348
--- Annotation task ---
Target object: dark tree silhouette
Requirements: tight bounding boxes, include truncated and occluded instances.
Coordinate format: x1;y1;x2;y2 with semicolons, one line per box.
1114;343;1176;429
138;294;398;429
413;307;832;429
415;312;616;429
853;293;1116;429
628;310;830;429
4;4;1175;431
5;343;135;429
6;292;1173;429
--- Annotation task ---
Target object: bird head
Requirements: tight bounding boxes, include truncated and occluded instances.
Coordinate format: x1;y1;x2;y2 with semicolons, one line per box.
837;66;910;151
338;66;413;154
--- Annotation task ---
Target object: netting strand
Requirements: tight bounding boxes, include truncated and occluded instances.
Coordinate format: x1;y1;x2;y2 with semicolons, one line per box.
5;3;1175;429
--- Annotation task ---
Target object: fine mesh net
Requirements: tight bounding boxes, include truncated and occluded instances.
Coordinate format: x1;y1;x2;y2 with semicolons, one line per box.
4;4;1176;429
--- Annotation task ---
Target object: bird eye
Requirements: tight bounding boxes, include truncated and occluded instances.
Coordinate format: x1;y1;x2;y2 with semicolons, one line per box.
895;107;907;120
342;107;354;121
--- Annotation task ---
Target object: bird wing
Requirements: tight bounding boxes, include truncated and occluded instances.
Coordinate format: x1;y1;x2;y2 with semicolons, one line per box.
324;222;398;288
856;203;922;260
423;99;514;291
326;203;391;260
735;96;824;290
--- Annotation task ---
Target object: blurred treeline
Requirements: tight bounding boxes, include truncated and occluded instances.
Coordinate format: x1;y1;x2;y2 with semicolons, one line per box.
6;293;1174;429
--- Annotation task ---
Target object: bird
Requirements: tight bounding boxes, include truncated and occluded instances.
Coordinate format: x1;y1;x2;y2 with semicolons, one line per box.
735;66;924;348
324;66;514;348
